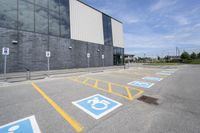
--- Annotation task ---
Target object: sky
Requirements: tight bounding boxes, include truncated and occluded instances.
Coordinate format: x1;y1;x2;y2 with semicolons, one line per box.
81;0;200;57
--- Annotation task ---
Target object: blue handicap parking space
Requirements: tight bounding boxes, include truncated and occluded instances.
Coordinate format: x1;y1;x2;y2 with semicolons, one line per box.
72;94;122;119
128;81;154;88
143;77;163;81
0;116;41;133
156;72;171;75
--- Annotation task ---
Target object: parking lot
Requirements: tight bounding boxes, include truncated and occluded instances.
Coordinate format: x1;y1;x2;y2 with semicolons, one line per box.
0;65;200;133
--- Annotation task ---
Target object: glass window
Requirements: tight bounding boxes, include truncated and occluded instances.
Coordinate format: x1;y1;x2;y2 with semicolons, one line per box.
35;0;48;8
23;0;34;3
35;6;48;34
49;0;60;12
103;14;113;46
60;0;69;15
18;0;34;31
60;12;70;38
49;11;60;36
0;0;17;29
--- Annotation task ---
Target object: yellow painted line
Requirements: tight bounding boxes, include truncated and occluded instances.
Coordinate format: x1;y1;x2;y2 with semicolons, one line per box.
67;76;144;101
93;80;99;88
31;82;84;132
82;78;89;84
133;88;144;98
108;83;112;93
125;86;133;100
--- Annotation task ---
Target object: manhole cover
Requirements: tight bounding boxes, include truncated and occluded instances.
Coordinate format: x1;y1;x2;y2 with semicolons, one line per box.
137;95;159;105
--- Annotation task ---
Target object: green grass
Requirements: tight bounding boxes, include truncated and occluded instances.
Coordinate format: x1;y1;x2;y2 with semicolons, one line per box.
144;59;200;65
189;59;200;64
144;62;181;66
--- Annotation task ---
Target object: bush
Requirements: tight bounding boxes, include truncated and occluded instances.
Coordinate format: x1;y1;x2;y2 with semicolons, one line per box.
190;52;197;59
198;52;200;59
181;51;190;60
170;59;182;63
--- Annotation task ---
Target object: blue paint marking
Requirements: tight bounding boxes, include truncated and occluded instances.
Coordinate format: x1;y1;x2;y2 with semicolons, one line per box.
72;94;122;119
0;119;33;133
156;72;171;75
0;116;41;133
143;77;163;81
128;81;154;88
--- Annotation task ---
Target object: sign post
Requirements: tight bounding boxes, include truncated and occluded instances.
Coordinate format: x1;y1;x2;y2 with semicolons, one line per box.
46;51;51;76
2;47;9;81
87;53;90;72
102;54;104;70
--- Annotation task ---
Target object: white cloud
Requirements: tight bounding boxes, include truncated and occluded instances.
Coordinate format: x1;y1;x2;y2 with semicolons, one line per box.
172;15;190;25
194;23;200;28
124;33;172;49
121;15;140;24
150;0;177;12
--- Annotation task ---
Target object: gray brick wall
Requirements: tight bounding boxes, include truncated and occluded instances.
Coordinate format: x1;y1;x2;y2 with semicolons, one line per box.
0;27;115;73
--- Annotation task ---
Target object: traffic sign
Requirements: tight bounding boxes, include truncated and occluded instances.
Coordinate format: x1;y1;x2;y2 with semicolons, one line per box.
142;77;163;81
128;81;154;88
87;53;90;58
2;47;9;55
0;116;41;133
72;94;122;119
102;54;104;59
46;51;51;58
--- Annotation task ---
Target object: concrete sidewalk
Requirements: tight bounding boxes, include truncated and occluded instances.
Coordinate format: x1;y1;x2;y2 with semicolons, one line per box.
0;65;125;83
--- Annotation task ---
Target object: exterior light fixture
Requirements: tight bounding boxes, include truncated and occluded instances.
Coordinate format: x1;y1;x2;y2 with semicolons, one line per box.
12;40;18;45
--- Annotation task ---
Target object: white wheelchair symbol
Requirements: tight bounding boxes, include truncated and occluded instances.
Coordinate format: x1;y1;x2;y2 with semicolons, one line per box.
8;125;20;133
136;82;148;86
87;97;110;110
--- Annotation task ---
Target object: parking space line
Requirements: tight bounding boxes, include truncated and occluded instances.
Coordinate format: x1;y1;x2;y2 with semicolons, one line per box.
125;86;133;100
31;82;84;132
108;83;112;92
67;76;144;101
94;80;99;88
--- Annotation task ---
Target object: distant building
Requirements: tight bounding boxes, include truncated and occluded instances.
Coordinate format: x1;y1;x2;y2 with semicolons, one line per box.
124;54;135;63
168;56;181;60
0;0;124;73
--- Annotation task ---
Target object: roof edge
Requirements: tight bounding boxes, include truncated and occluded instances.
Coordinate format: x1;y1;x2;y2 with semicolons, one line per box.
77;0;123;24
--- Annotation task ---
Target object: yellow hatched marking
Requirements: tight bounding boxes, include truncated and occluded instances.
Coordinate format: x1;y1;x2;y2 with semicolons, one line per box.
67;76;144;101
82;78;89;84
94;80;99;88
125;86;133;100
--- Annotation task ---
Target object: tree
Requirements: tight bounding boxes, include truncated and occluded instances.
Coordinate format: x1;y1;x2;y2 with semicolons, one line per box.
190;52;197;59
197;52;200;59
157;56;160;60
181;51;190;60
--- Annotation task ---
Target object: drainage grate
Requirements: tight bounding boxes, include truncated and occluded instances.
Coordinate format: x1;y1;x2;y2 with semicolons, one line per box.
137;95;159;105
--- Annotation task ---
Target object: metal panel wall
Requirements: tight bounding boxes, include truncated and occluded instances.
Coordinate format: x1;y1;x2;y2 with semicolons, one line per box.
69;0;104;45
111;19;124;48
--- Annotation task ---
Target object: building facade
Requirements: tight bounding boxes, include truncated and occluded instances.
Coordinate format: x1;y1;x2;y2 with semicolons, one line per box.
0;0;124;73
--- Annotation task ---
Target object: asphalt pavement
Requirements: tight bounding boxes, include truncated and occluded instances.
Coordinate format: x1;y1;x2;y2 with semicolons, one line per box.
0;64;200;133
